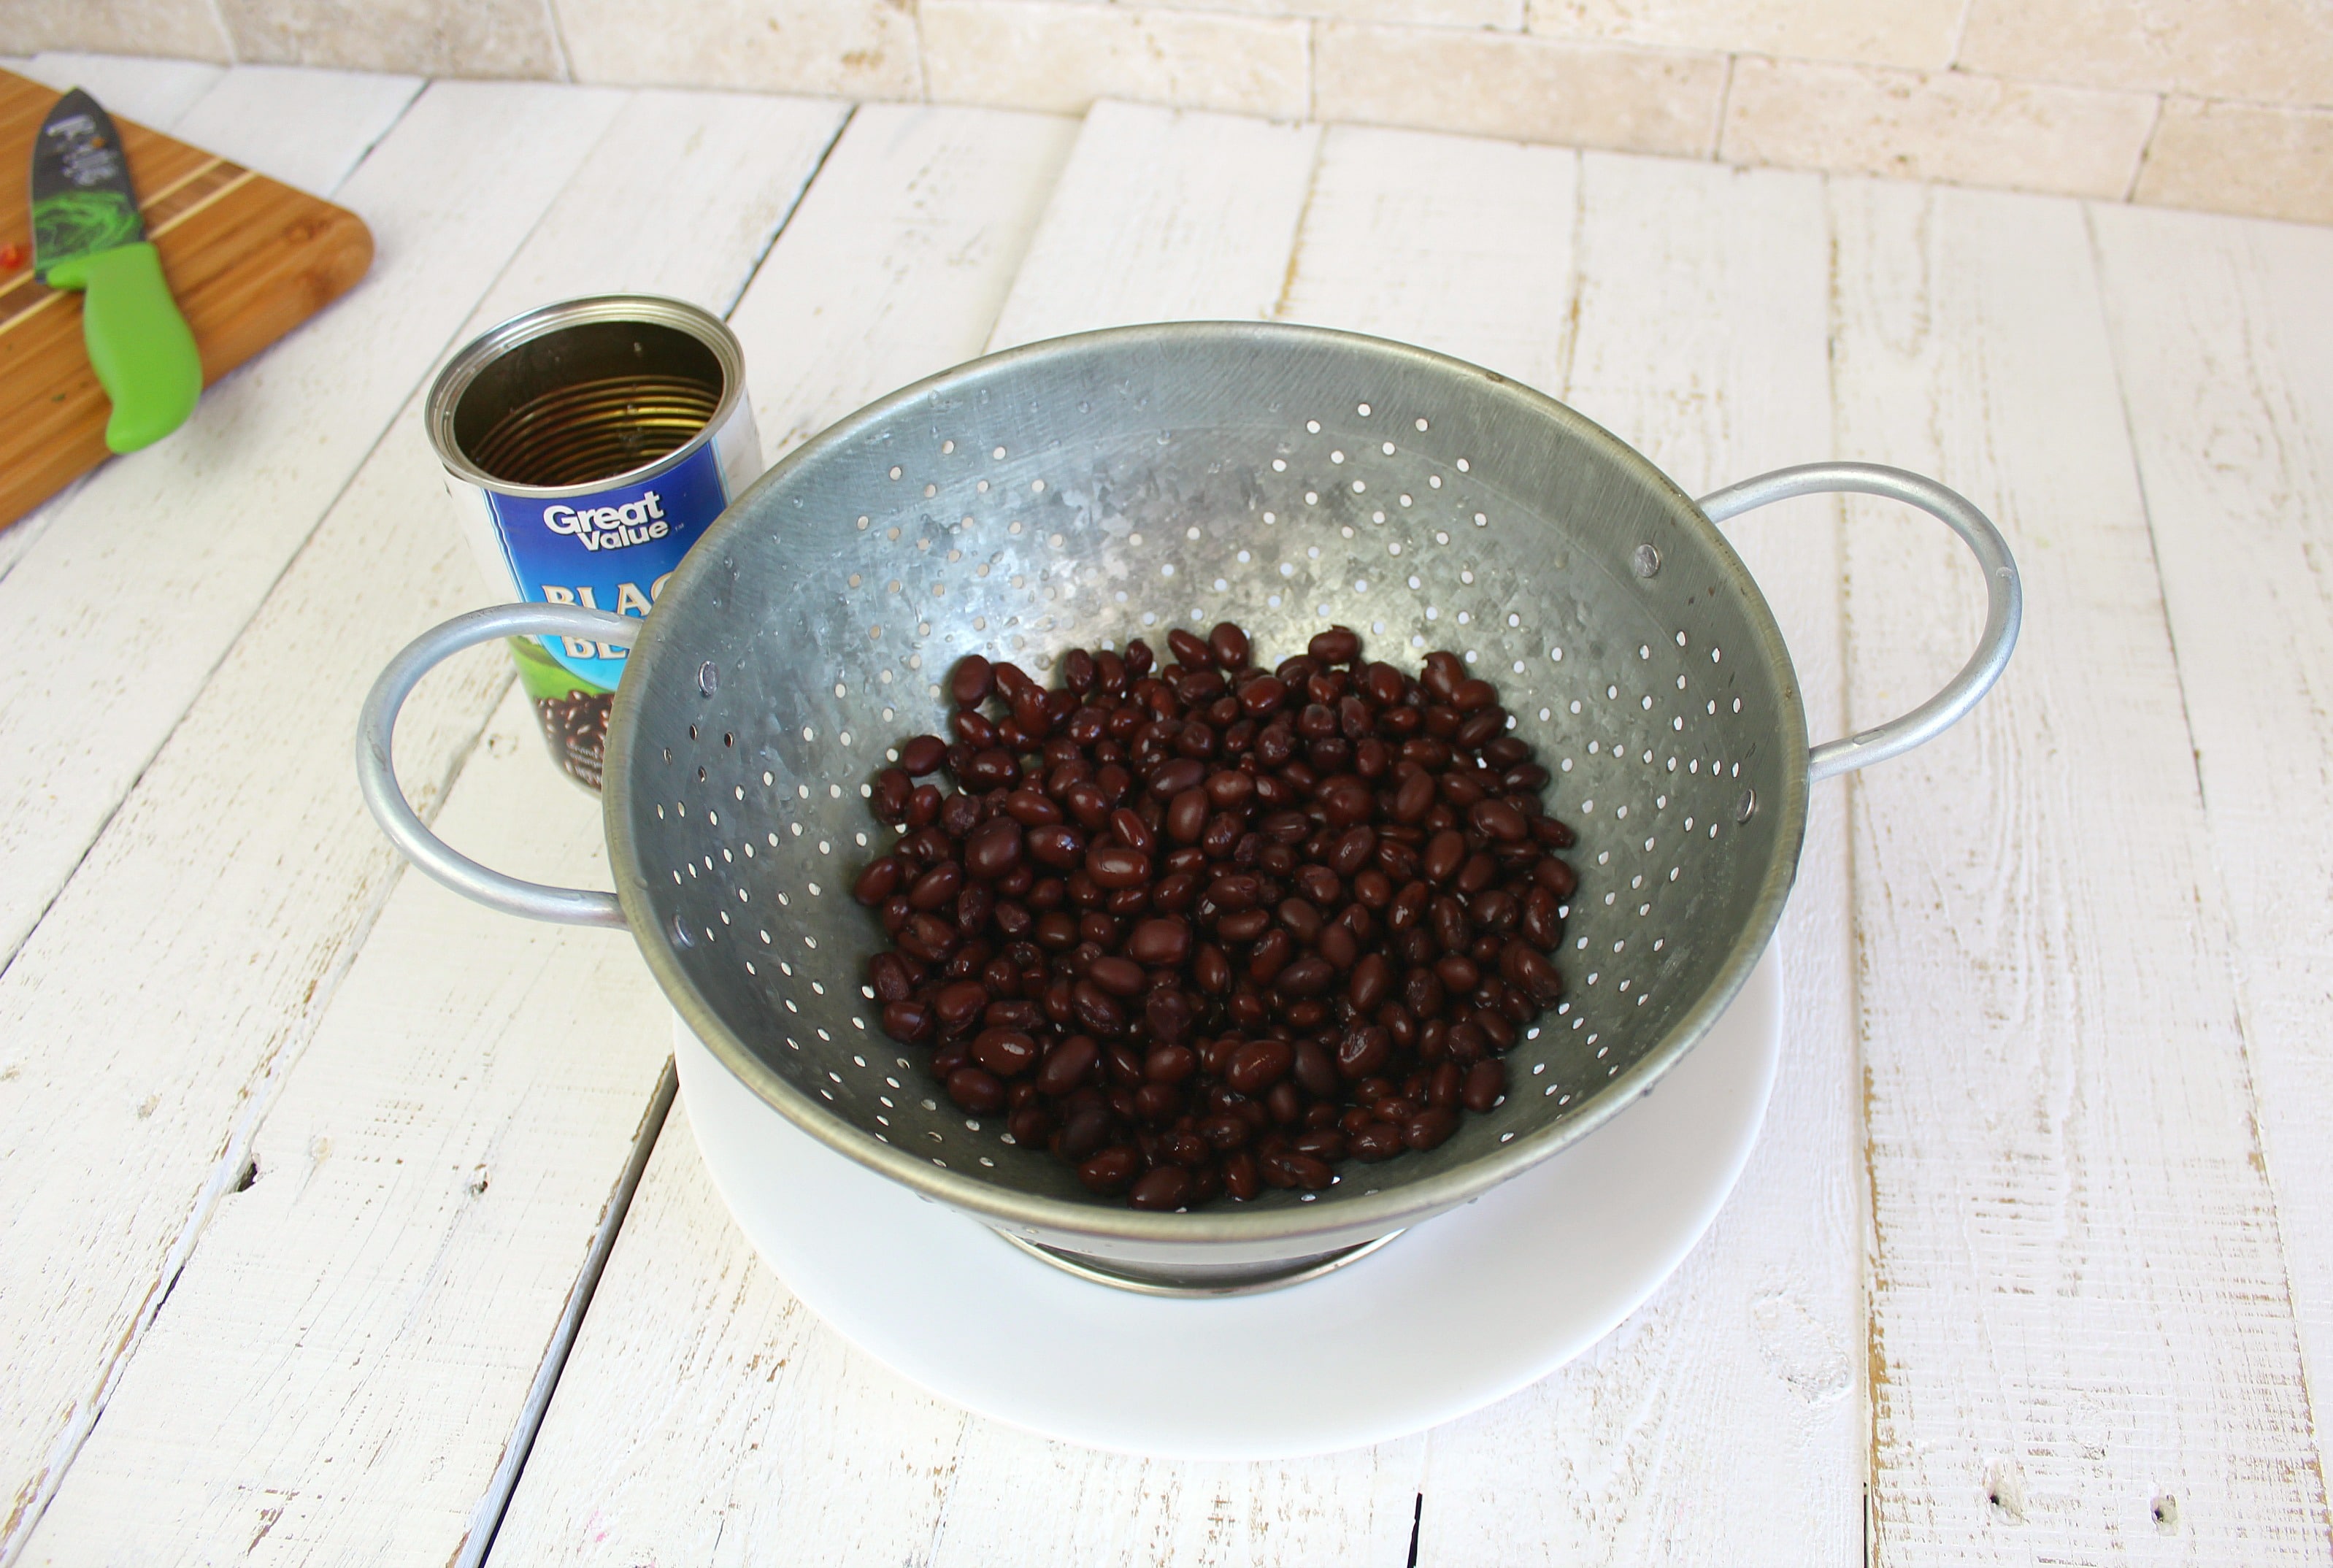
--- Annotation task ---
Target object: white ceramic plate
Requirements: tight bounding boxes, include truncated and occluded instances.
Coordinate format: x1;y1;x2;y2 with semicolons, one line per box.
674;947;1781;1461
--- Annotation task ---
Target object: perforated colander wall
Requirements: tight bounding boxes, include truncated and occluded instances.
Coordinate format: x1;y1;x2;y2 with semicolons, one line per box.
610;326;1804;1223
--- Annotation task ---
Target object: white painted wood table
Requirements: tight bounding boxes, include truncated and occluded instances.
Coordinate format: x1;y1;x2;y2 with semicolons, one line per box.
1;52;2328;1568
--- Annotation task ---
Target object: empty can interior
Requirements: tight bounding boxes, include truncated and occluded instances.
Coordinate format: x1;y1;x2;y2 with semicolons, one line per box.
450;318;725;488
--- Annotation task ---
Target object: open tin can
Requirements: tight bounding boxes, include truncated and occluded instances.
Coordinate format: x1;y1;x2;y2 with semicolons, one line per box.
426;295;761;789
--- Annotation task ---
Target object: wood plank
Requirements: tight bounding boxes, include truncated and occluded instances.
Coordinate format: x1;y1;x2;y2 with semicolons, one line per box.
0;77;636;1563
1831;178;2332;1560
455;85;856;323
0;78;619;973
15;694;665;1568
1413;148;1861;1567
985;99;1318;351
2088;202;2333;1482
4;90;850;1567
0;479;82;583
925;1430;1425;1567
171;64;424;198
734;104;1080;458
491;1099;977;1567
1275;123;1573;396
16;52;223;128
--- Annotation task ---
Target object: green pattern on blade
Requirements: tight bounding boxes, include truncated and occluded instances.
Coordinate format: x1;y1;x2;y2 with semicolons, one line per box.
31;189;142;272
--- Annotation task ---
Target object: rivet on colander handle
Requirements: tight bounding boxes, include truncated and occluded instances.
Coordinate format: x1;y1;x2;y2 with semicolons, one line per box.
357;602;645;929
1696;462;2022;782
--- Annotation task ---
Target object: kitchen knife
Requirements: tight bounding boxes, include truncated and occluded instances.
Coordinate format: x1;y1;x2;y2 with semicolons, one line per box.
31;87;203;453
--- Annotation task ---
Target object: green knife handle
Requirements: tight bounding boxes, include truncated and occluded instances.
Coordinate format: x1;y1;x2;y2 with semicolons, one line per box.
46;241;203;453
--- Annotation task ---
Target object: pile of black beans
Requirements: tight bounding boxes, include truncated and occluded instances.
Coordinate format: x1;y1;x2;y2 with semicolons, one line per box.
535;691;612;790
852;622;1575;1212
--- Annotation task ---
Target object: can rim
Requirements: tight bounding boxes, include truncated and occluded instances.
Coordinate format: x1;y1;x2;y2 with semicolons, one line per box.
425;294;746;499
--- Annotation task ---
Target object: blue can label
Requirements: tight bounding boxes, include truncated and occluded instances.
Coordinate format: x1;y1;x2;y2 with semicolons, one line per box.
483;438;731;691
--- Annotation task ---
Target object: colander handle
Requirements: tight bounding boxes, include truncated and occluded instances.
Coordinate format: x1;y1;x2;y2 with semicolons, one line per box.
1696;462;2021;783
357;603;646;929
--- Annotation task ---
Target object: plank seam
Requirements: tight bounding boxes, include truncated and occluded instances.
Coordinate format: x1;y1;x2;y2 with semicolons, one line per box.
1824;171;1889;1566
464;1056;679;1568
326;77;428;199
719;102;858;321
1556;155;1584;399
1267;128;1326;323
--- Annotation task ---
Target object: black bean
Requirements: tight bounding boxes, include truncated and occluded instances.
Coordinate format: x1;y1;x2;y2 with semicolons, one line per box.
1403;1107;1458;1150
1308;626;1361;664
1078;1145;1139;1193
947;1065;1007;1113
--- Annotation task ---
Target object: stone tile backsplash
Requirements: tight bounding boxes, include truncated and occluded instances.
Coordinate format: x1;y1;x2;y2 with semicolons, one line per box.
6;0;2329;224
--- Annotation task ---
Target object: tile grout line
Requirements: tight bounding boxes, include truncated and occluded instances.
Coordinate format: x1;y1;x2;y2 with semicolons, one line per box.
458;1058;680;1568
1709;52;1736;162
199;0;237;66
1943;0;1976;71
2122;93;2166;204
538;0;577;84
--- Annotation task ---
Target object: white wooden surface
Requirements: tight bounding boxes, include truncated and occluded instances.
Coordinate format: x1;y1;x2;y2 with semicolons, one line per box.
2087;204;2333;1440
0;77;620;974
169;64;423;197
1832;180;2330;1559
986;100;1318;351
0;77;636;1560
734;102;1080;458
4;88;849;1566
3;58;2331;1568
14;53;224;127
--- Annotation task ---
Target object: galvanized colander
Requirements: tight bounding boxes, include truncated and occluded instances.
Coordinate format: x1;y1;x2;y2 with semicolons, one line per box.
361;323;2019;1294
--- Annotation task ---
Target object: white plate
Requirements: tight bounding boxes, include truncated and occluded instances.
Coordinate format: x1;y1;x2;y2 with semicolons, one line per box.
674;948;1782;1461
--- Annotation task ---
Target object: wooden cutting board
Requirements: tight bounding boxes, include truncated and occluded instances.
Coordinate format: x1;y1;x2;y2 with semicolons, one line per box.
0;68;374;530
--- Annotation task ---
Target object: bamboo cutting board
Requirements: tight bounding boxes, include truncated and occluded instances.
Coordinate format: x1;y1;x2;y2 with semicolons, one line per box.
0;68;374;529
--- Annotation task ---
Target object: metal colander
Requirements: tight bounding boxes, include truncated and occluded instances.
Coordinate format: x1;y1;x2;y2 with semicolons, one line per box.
362;323;2018;1294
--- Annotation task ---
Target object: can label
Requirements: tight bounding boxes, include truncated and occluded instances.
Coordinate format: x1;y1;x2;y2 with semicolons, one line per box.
440;397;757;789
484;437;729;691
428;296;759;791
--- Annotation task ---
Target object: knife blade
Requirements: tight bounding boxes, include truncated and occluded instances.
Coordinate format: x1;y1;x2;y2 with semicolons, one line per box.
31;87;203;453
